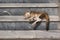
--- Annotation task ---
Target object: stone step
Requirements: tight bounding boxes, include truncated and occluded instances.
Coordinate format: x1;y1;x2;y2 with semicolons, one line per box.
0;30;60;39
0;3;58;8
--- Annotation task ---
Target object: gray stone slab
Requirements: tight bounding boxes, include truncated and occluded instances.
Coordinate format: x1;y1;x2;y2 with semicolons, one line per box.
0;30;60;39
0;0;58;3
0;22;59;30
0;8;58;15
0;3;58;7
0;30;35;38
35;30;60;38
0;16;59;21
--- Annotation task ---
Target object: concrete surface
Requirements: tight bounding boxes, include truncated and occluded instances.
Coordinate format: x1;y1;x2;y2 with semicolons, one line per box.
0;16;59;21
0;0;58;3
0;30;60;39
0;3;58;7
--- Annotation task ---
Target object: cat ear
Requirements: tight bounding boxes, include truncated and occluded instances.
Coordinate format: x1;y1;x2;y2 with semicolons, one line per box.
26;12;30;16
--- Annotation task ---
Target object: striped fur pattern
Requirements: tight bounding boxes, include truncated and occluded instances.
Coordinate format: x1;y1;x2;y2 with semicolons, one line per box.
24;11;50;31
